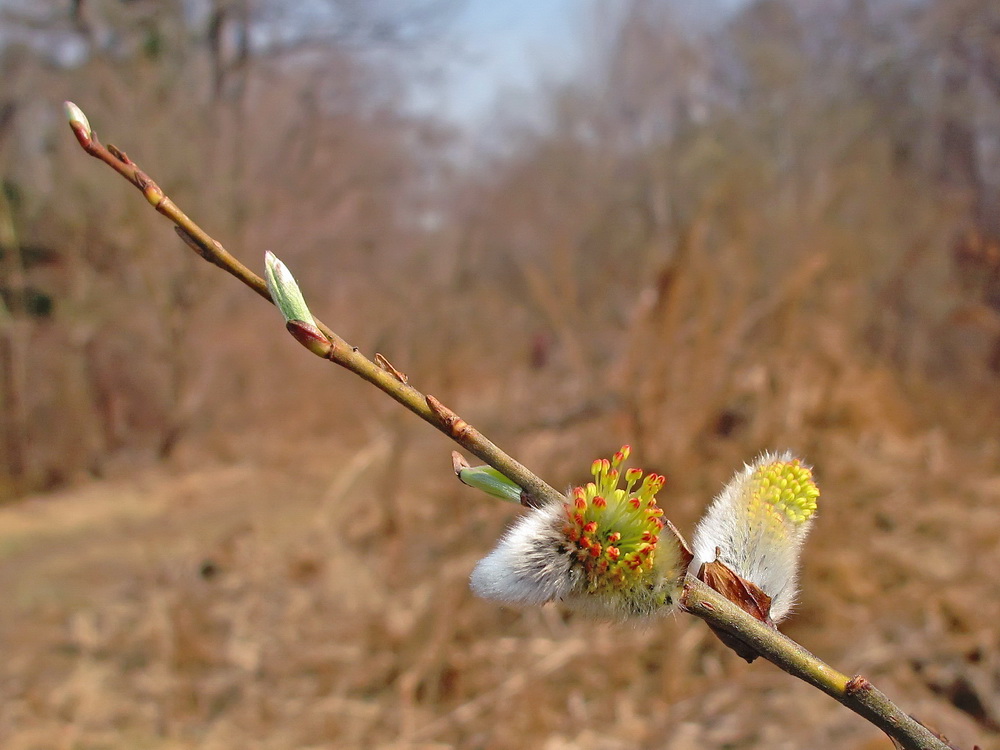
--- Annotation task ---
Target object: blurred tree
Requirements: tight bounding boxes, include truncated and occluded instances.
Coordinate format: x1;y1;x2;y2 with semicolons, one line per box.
446;0;1000;471
0;0;460;494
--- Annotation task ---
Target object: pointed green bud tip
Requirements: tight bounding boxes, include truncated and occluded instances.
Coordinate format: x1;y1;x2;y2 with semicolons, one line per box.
264;251;316;327
63;101;92;137
457;463;524;504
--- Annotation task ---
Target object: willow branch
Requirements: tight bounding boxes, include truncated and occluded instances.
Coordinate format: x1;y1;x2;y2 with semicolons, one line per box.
64;103;969;750
681;578;956;750
63;102;562;509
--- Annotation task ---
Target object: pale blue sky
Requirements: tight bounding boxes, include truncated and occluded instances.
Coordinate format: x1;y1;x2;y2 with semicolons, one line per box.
424;0;747;126
430;0;583;125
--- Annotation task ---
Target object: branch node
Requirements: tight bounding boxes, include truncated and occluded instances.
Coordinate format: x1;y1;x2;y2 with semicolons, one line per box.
520;490;544;509
426;394;470;437
845;675;873;697
174;226;211;260
107;143;131;164
375;353;408;383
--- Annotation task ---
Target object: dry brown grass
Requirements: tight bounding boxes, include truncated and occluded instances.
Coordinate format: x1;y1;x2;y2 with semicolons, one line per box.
1;345;998;749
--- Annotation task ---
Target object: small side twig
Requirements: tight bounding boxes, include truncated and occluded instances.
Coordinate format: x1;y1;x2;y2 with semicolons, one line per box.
64;102;970;750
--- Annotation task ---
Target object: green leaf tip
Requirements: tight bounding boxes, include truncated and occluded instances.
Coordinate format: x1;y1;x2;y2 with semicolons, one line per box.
264;251;316;327
456;461;524;503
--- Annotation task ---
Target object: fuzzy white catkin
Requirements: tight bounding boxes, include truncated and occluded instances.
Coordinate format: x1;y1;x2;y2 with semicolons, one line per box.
470;498;684;620
470;501;582;606
689;451;815;623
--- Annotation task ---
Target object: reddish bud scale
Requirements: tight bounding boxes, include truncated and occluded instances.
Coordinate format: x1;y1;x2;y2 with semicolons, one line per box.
286;320;333;357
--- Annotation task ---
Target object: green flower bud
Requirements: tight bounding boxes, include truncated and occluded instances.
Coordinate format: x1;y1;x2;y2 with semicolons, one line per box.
264;251;316;327
63;101;92;138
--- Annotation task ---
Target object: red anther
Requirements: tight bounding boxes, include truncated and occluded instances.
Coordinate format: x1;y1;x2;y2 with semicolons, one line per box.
583;521;598;534
593;496;607;508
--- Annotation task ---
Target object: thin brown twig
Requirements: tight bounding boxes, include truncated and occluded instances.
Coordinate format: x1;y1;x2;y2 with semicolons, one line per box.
64;103;971;750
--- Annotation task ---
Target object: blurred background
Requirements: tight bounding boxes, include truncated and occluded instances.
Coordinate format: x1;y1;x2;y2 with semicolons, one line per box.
1;0;999;748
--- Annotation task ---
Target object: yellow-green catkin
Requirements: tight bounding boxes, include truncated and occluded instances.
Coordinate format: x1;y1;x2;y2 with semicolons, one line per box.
690;452;819;622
